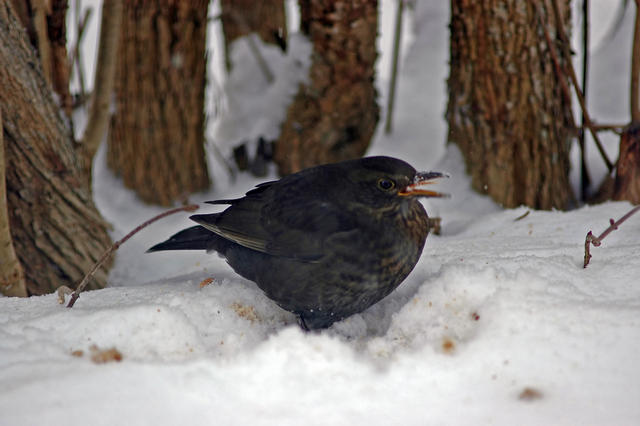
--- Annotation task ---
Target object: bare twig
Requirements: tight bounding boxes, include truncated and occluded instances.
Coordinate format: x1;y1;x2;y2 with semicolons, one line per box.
32;0;52;86
588;123;627;134
207;138;237;180
384;0;404;134
547;0;614;172
65;204;199;308
80;0;122;170
223;10;274;83
514;210;530;221
579;0;591;199
57;285;73;303
583;205;640;268
69;6;93;102
600;0;631;45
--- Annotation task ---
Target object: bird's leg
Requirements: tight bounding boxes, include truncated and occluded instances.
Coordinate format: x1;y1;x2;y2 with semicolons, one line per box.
297;314;311;332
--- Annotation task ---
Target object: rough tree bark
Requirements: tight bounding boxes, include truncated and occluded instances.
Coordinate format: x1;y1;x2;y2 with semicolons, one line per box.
612;124;640;203
611;1;640;204
0;109;27;297
0;1;111;296
447;0;574;210
220;0;287;70
274;0;379;175
9;0;72;116
108;0;210;206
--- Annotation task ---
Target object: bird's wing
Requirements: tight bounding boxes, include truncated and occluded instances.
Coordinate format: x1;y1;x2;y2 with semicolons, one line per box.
191;179;357;261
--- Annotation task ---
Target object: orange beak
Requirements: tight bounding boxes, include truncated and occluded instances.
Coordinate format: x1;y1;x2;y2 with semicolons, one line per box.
398;171;449;198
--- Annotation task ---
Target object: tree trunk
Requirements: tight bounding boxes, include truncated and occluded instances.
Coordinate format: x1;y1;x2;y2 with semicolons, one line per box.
108;0;210;206
220;0;287;70
612;123;640;203
0;109;27;297
9;0;72;116
0;1;111;296
45;0;72;115
447;0;574;210
613;2;640;205
274;0;379;175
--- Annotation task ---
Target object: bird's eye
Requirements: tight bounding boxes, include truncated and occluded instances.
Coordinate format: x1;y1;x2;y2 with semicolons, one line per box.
377;178;395;191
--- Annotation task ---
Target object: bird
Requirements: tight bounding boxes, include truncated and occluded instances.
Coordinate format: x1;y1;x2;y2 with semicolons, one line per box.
148;156;447;330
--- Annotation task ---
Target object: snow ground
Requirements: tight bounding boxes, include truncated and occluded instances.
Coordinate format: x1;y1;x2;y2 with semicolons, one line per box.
1;2;639;425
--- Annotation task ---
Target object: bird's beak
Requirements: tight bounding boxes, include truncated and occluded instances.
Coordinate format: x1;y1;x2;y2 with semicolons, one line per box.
398;171;449;198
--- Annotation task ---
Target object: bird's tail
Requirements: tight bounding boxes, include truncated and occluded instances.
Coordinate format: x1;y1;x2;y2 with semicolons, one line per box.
147;225;215;252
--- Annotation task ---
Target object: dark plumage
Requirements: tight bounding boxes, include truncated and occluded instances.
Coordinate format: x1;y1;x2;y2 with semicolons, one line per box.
148;156;447;329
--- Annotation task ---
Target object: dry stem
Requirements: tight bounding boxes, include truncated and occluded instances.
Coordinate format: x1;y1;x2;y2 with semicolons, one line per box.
80;0;122;169
32;0;52;86
546;0;614;172
588;124;626;134
578;0;590;199
65;204;199;308
384;0;404;134
68;6;93;104
583;205;640;268
223;10;274;83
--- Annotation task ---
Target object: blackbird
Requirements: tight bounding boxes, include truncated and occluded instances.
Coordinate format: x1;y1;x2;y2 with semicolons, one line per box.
148;156;447;329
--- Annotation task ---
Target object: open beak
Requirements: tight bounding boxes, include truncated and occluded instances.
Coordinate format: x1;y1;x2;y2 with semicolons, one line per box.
398;171;449;198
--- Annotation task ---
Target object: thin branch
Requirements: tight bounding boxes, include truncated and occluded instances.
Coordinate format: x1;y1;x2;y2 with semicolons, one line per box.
599;0;631;45
223;10;274;83
583;205;640;268
208;137;237;180
80;0;122;170
32;0;52;86
579;0;591;199
589;123;627;134
547;0;614;172
384;0;404;134
65;204;199;308
68;7;93;102
244;34;274;83
57;285;73;303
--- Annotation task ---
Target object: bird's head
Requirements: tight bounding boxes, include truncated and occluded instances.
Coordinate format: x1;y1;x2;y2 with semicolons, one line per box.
336;156;449;212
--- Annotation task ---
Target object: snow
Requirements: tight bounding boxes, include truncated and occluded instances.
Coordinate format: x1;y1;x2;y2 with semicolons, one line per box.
2;2;640;425
209;33;312;153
